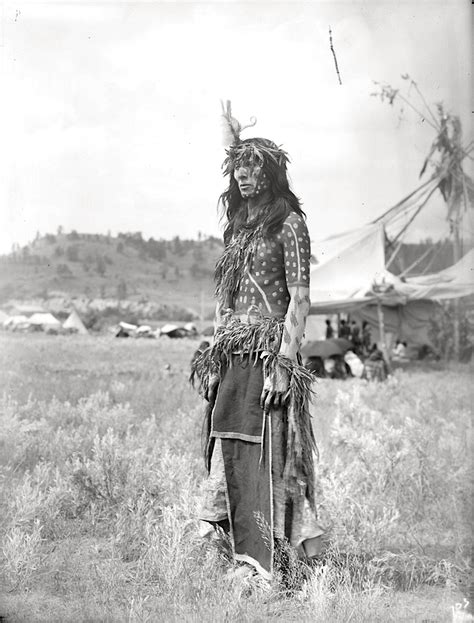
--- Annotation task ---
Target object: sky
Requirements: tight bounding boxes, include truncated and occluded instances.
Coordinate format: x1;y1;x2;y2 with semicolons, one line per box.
0;0;472;254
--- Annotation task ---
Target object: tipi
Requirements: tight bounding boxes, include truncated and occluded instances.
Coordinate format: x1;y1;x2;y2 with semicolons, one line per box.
63;309;88;335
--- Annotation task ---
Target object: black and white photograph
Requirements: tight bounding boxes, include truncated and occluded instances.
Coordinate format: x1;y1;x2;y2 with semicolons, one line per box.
0;1;472;621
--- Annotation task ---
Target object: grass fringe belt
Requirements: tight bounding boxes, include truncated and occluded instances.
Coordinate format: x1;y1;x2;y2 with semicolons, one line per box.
190;316;318;511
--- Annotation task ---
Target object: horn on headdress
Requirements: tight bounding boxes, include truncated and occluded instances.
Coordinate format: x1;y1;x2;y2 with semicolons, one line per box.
220;100;257;147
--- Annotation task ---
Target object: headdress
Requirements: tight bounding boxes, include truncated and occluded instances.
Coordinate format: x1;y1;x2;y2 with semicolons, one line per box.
220;100;289;176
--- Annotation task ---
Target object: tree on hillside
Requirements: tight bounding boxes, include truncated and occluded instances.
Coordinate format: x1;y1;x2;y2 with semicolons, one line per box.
207;236;222;250
57;263;73;277
67;230;80;241
116;279;127;300
193;247;204;262
57;226;63;236
54;246;64;257
190;262;200;279
66;245;80;262
147;237;166;261
173;236;183;255
96;256;106;276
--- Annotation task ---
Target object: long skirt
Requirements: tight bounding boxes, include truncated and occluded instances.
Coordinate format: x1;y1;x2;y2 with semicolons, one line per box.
197;355;323;579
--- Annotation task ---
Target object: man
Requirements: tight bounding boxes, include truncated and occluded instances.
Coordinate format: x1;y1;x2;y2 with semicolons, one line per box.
193;103;323;580
351;321;362;355
325;319;334;340
339;318;351;339
362;320;371;354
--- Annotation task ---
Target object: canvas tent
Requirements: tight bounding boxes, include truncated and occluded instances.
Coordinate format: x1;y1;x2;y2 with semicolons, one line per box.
308;176;474;347
29;313;61;328
4;315;30;330
63;310;89;335
309;225;474;316
404;249;474;300
349;300;436;351
309;223;387;314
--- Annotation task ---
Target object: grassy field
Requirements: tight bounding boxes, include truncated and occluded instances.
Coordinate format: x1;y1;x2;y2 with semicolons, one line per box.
0;333;472;622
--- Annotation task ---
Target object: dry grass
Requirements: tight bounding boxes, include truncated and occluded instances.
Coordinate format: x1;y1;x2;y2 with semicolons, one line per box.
0;333;472;622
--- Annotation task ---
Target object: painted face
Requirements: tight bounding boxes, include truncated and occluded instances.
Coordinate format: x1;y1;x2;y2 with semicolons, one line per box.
233;161;269;198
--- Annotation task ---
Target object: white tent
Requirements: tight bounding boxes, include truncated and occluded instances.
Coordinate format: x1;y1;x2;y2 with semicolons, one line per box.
404;249;474;300
4;315;30;330
310;223;387;312
159;323;179;334
63;309;89;335
29;312;61;327
308;215;474;348
310;225;474;314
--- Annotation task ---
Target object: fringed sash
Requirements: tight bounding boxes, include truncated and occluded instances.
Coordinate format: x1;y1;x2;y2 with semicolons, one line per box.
214;225;263;309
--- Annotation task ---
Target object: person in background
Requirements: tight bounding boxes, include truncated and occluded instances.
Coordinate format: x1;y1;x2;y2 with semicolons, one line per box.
351;321;362;355
362;321;371;354
325;318;334;339
306;355;325;377
339;318;351;339
344;350;364;378
392;340;408;361
362;344;389;381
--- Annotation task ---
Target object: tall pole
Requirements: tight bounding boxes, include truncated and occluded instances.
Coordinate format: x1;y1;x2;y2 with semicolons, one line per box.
447;117;463;361
376;298;392;373
452;216;461;360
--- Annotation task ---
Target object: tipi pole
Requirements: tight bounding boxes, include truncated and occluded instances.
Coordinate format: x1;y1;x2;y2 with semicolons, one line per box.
452;221;461;360
376;298;391;373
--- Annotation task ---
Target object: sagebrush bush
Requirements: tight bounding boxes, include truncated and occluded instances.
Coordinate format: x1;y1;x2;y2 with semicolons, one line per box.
0;335;471;621
317;379;472;567
2;520;43;590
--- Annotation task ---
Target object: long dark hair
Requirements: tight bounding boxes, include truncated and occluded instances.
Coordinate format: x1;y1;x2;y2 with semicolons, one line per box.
219;138;306;245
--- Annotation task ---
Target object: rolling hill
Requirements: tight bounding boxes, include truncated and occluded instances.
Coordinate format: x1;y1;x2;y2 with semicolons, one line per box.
0;231;223;322
0;228;463;325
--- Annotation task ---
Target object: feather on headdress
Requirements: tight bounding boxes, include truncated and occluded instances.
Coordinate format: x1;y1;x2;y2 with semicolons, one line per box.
220;100;257;147
220;100;289;176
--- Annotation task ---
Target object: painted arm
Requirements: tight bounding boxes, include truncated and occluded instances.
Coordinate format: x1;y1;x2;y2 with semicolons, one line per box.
279;285;311;361
260;213;312;412
261;285;310;411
